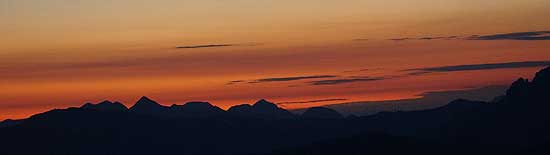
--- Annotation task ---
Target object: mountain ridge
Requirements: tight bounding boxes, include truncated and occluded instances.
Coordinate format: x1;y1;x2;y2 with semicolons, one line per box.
1;66;549;155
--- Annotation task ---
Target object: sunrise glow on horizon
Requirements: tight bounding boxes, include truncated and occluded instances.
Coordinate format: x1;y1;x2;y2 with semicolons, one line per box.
1;0;549;120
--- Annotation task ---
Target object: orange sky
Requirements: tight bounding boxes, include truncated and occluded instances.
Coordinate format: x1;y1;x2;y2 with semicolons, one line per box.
1;0;549;120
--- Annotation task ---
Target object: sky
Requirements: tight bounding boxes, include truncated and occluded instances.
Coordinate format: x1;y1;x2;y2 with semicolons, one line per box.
1;0;549;120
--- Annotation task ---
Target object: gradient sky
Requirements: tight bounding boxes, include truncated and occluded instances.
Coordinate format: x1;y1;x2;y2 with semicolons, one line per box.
1;0;549;120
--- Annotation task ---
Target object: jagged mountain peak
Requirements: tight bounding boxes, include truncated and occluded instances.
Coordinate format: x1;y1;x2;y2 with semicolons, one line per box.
129;96;167;114
136;96;156;104
132;96;164;108
533;66;550;85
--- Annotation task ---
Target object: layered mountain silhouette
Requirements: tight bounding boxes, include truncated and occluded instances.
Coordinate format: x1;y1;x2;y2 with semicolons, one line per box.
1;67;550;155
78;97;295;119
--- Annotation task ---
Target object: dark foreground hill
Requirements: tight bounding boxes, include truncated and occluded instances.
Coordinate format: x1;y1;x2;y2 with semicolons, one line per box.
1;67;550;155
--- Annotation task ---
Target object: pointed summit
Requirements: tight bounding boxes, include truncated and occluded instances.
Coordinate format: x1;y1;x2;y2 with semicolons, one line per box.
98;100;114;104
133;96;162;106
136;96;156;105
129;96;168;115
256;99;270;103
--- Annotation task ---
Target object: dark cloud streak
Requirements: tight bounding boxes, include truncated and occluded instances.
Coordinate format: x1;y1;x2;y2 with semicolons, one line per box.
227;75;338;85
226;80;245;85
389;38;412;41
469;31;550;40
388;36;459;41
386;31;550;42
308;77;385;85
278;98;348;105
342;68;370;73
176;44;234;49
254;75;338;83
406;61;550;75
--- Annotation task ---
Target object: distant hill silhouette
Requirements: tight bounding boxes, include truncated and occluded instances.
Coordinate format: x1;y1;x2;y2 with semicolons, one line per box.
315;85;507;116
301;107;343;119
1;67;550;155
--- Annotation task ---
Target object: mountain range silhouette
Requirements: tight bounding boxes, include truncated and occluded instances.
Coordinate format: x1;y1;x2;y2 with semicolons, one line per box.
1;67;550;155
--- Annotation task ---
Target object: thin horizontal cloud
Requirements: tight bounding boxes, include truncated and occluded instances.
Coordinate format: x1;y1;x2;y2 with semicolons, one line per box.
227;75;338;85
308;77;385;85
405;61;550;75
469;31;550;40
419;36;459;40
386;31;550;42
257;75;337;82
389;38;412;41
175;44;235;49
226;80;245;85
175;42;263;49
278;98;348;105
388;36;459;41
